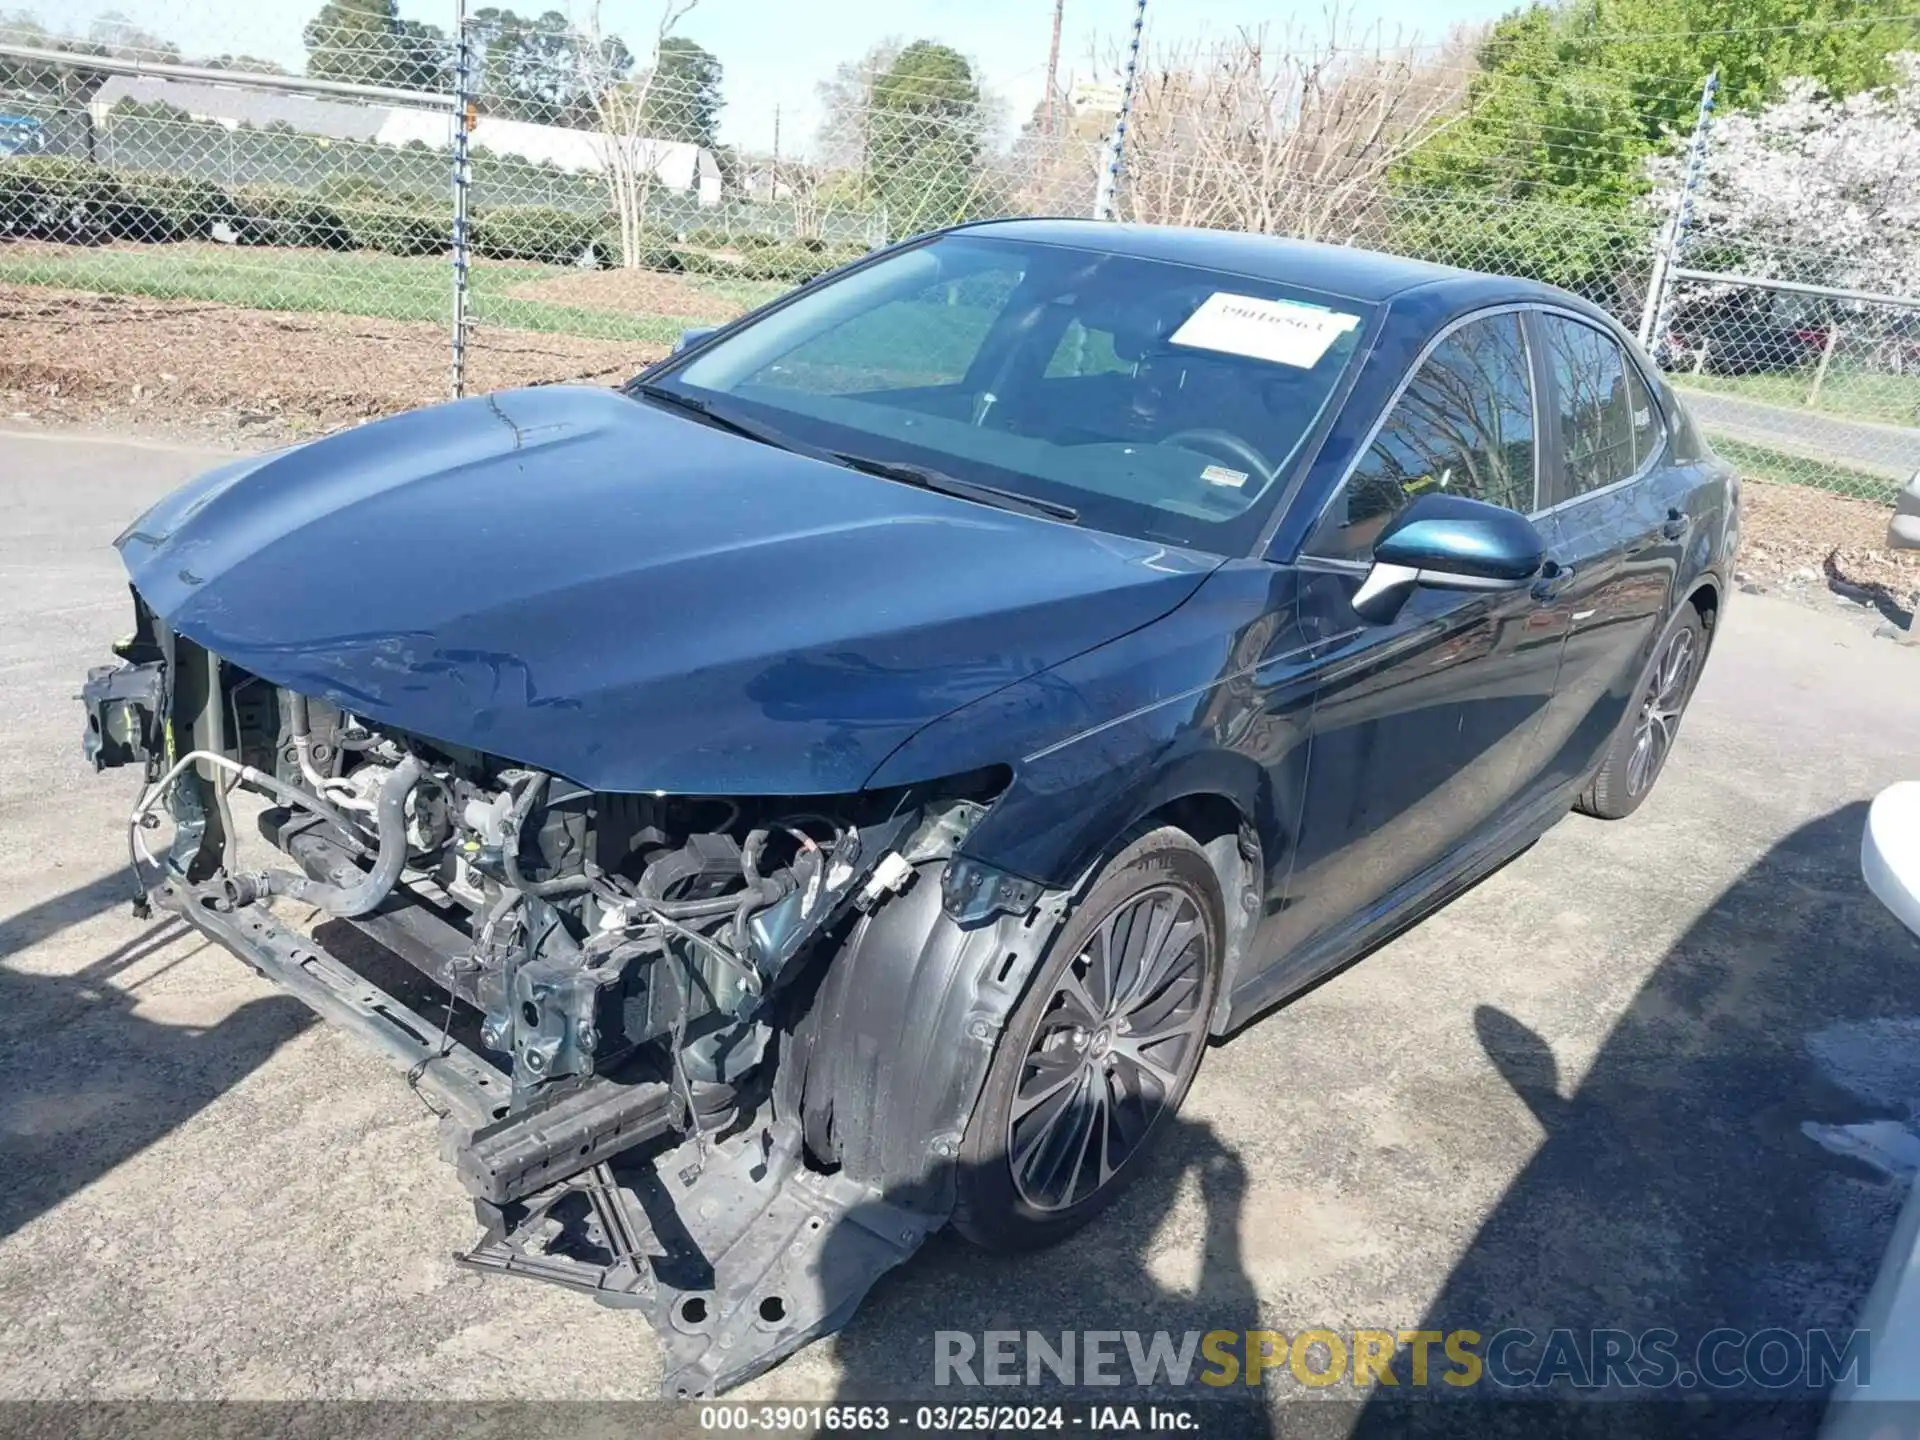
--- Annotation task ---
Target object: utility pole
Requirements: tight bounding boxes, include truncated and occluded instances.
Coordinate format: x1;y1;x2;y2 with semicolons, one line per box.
1042;0;1064;137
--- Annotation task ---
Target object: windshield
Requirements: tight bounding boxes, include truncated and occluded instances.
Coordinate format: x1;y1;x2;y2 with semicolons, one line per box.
651;233;1375;552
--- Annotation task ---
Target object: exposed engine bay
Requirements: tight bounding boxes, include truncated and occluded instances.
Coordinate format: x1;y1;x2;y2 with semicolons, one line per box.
81;596;1056;1395
211;686;982;1102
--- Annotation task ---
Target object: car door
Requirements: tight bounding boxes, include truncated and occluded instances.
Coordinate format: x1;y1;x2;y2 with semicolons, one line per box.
1525;311;1686;801
1253;309;1568;983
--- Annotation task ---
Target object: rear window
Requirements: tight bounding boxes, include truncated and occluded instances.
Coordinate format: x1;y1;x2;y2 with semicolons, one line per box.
1541;315;1640;496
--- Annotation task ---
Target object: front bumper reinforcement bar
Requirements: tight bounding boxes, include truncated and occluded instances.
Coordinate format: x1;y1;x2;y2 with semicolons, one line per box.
151;879;695;1204
152;867;938;1396
153;878;512;1130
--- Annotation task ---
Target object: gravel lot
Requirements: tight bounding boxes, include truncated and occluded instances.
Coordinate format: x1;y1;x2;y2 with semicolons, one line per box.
4;428;1920;1431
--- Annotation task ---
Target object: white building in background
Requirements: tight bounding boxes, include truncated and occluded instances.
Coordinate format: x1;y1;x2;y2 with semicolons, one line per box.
88;75;724;207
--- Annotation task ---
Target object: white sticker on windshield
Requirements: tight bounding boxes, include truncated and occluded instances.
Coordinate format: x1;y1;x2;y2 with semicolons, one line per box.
1170;293;1361;369
1200;464;1248;488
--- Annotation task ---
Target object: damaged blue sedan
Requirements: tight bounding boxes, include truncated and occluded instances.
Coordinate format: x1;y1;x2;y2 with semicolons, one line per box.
79;219;1737;1393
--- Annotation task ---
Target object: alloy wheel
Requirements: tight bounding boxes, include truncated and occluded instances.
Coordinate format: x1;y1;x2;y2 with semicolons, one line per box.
1007;884;1211;1211
1627;626;1697;797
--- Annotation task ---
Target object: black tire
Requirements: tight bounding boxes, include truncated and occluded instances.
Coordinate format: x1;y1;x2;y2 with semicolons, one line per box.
1577;606;1706;820
952;826;1223;1252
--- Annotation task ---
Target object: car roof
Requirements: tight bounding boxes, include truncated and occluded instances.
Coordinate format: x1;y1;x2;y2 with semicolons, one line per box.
960;217;1593;312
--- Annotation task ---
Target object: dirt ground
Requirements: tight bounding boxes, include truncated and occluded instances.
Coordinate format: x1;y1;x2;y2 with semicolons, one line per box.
1742;476;1919;615
1;286;1913;616
0;285;665;448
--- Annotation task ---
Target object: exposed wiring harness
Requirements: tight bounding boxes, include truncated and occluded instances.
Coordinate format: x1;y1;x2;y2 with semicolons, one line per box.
129;748;421;920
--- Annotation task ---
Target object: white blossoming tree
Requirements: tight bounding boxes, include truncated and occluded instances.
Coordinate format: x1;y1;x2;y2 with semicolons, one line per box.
1651;53;1920;296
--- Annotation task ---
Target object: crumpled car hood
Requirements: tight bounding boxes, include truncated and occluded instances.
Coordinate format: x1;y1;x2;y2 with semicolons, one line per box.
120;385;1217;794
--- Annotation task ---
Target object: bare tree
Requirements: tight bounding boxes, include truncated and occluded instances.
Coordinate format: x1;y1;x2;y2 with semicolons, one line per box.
1088;12;1469;241
575;0;703;269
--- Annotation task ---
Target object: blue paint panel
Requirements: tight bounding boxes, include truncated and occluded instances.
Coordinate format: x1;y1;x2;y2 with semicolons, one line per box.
120;384;1216;794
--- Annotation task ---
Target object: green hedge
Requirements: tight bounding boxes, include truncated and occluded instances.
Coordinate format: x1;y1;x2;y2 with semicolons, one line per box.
673;241;864;282
474;205;597;264
228;184;348;249
313;174;393;208
316;176;449;256
342;203;447;256
0;157;130;242
116;172;233;241
743;241;864;280
0;157;857;275
590;219;684;271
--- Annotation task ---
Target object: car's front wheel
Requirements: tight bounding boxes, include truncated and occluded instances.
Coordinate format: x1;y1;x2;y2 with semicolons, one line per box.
1578;606;1706;820
952;826;1222;1252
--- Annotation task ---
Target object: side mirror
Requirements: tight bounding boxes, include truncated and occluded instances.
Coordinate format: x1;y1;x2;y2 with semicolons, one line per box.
1864;782;1920;940
1353;493;1546;625
672;325;719;356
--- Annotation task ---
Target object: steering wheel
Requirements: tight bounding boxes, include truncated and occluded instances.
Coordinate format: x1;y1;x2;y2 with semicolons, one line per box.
1160;428;1277;489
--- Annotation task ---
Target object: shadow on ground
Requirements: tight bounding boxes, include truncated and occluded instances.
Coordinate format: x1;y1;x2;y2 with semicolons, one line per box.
0;873;311;1242
821;1112;1275;1438
1351;801;1920;1437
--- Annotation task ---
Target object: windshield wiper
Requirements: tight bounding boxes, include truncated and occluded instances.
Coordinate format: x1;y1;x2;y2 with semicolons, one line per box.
831;454;1079;523
631;383;1078;523
628;382;806;453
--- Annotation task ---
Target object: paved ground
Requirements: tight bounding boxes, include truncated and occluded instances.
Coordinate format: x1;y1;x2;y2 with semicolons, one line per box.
1683;389;1920;480
5;429;1920;1427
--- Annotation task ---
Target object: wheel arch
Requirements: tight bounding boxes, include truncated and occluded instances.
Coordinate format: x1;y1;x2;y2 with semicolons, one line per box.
784;779;1269;1211
1115;789;1265;1035
781;860;1073;1217
1686;574;1721;636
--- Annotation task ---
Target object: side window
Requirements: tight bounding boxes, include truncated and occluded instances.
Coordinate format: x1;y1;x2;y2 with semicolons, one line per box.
746;265;1024;395
1623;360;1666;470
1541;315;1639;495
1305;312;1536;563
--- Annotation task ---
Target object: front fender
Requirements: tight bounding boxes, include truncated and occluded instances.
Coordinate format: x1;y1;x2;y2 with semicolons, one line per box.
866;560;1313;893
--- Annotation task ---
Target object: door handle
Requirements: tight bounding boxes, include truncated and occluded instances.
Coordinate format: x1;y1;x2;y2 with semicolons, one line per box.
1662;507;1692;541
1531;560;1576;602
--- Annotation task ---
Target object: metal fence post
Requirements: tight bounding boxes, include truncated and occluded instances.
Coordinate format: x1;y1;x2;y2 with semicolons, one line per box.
450;0;474;400
1091;0;1148;222
1637;69;1717;355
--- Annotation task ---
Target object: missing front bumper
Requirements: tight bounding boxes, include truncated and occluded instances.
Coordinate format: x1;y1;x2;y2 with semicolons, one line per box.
154;878;708;1203
458;1129;937;1397
153;879;934;1395
154;878;514;1132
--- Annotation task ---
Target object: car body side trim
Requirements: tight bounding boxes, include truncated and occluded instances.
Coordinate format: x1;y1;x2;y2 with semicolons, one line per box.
1219;774;1577;1032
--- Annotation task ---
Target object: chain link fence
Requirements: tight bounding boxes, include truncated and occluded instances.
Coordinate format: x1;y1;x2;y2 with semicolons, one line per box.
1;4;1916;505
1657;273;1920;506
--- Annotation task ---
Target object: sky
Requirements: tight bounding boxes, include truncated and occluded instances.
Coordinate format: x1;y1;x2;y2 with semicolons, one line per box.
41;0;1512;153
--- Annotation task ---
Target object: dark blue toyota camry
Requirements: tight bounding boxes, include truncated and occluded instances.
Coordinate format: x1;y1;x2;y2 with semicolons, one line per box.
80;219;1737;1393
